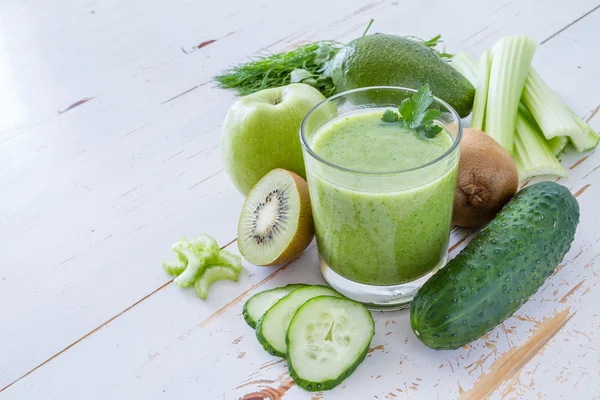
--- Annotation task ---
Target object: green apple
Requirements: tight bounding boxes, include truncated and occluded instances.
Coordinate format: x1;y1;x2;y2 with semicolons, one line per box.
222;83;327;195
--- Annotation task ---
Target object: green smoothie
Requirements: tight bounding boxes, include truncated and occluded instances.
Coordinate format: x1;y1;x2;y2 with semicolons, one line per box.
306;110;457;285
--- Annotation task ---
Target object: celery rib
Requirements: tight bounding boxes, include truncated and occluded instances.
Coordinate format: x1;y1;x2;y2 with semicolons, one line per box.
485;36;538;153
470;49;491;130
547;136;569;156
514;110;567;181
522;68;599;151
451;51;478;86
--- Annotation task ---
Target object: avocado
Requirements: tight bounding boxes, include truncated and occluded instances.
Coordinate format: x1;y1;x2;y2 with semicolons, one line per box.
410;182;580;350
330;34;475;117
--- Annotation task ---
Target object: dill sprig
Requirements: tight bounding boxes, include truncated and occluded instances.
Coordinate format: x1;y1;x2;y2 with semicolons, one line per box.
214;41;343;98
408;34;453;60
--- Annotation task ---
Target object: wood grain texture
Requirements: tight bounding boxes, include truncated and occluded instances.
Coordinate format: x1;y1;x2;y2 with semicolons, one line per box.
1;0;600;398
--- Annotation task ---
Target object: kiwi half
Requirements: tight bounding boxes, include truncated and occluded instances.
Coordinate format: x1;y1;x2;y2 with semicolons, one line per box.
238;169;314;266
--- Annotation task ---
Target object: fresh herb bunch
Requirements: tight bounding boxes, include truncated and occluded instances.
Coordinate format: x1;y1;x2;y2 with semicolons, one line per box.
214;41;343;98
381;84;443;139
214;19;452;98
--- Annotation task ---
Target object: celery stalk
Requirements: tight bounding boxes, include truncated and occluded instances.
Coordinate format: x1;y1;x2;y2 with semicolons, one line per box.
514;109;567;181
522;68;599;151
547;136;569;156
485;36;538;153
569;108;600;145
451;51;478;86
470;49;491;130
519;102;569;155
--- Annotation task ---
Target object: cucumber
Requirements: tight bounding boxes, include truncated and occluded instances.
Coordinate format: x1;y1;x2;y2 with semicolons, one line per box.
255;285;342;357
286;296;375;391
411;182;579;349
243;284;308;329
194;265;240;300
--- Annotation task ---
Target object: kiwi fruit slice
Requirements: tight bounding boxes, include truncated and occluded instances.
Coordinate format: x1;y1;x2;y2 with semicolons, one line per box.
238;169;314;266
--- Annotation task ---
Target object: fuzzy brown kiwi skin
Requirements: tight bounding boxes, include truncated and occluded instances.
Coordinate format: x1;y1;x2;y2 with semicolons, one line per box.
452;128;519;228
265;170;314;265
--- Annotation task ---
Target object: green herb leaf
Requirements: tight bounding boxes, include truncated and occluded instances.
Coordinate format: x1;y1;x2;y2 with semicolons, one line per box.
382;84;443;138
398;98;413;124
418;124;443;139
362;18;375;37
382;110;399;122
421;108;443;127
410;35;453;61
290;68;314;83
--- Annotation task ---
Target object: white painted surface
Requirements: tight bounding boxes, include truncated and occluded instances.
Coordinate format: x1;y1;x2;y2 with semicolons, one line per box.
1;0;599;398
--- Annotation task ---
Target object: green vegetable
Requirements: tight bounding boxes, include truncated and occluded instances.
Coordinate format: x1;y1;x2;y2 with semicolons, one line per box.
214;31;451;99
162;234;243;298
286;296;374;391
330;34;474;117
255;285;342;357
194;266;240;300
522;68;599;152
547;136;569;156
484;35;538;152
570;108;600;148
171;241;209;287
243;284;307;329
514;106;567;180
411;181;579;350
162;254;187;276
452;47;572;158
470;49;491;130
450;51;478;86
519;103;570;156
215;249;243;272
381;84;442;138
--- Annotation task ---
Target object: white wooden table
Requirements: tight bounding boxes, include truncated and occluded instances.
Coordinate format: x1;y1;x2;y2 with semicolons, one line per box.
1;1;600;399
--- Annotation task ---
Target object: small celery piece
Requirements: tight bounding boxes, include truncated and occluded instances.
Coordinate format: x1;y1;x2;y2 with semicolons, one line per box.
470;49;491;130
173;241;209;287
451;51;478;86
194;266;240;300
485;36;538;153
162;253;187;277
189;234;220;263
514;109;567;181
522;68;598;152
216;250;242;273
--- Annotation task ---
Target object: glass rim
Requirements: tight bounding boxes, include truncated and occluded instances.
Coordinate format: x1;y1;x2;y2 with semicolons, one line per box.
300;86;463;175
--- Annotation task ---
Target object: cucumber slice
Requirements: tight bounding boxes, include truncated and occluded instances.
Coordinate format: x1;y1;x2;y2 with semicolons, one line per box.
287;296;375;391
243;284;307;329
256;285;342;357
194;265;240;300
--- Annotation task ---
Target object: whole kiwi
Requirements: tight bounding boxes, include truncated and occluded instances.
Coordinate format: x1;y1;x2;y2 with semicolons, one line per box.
452;128;519;227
